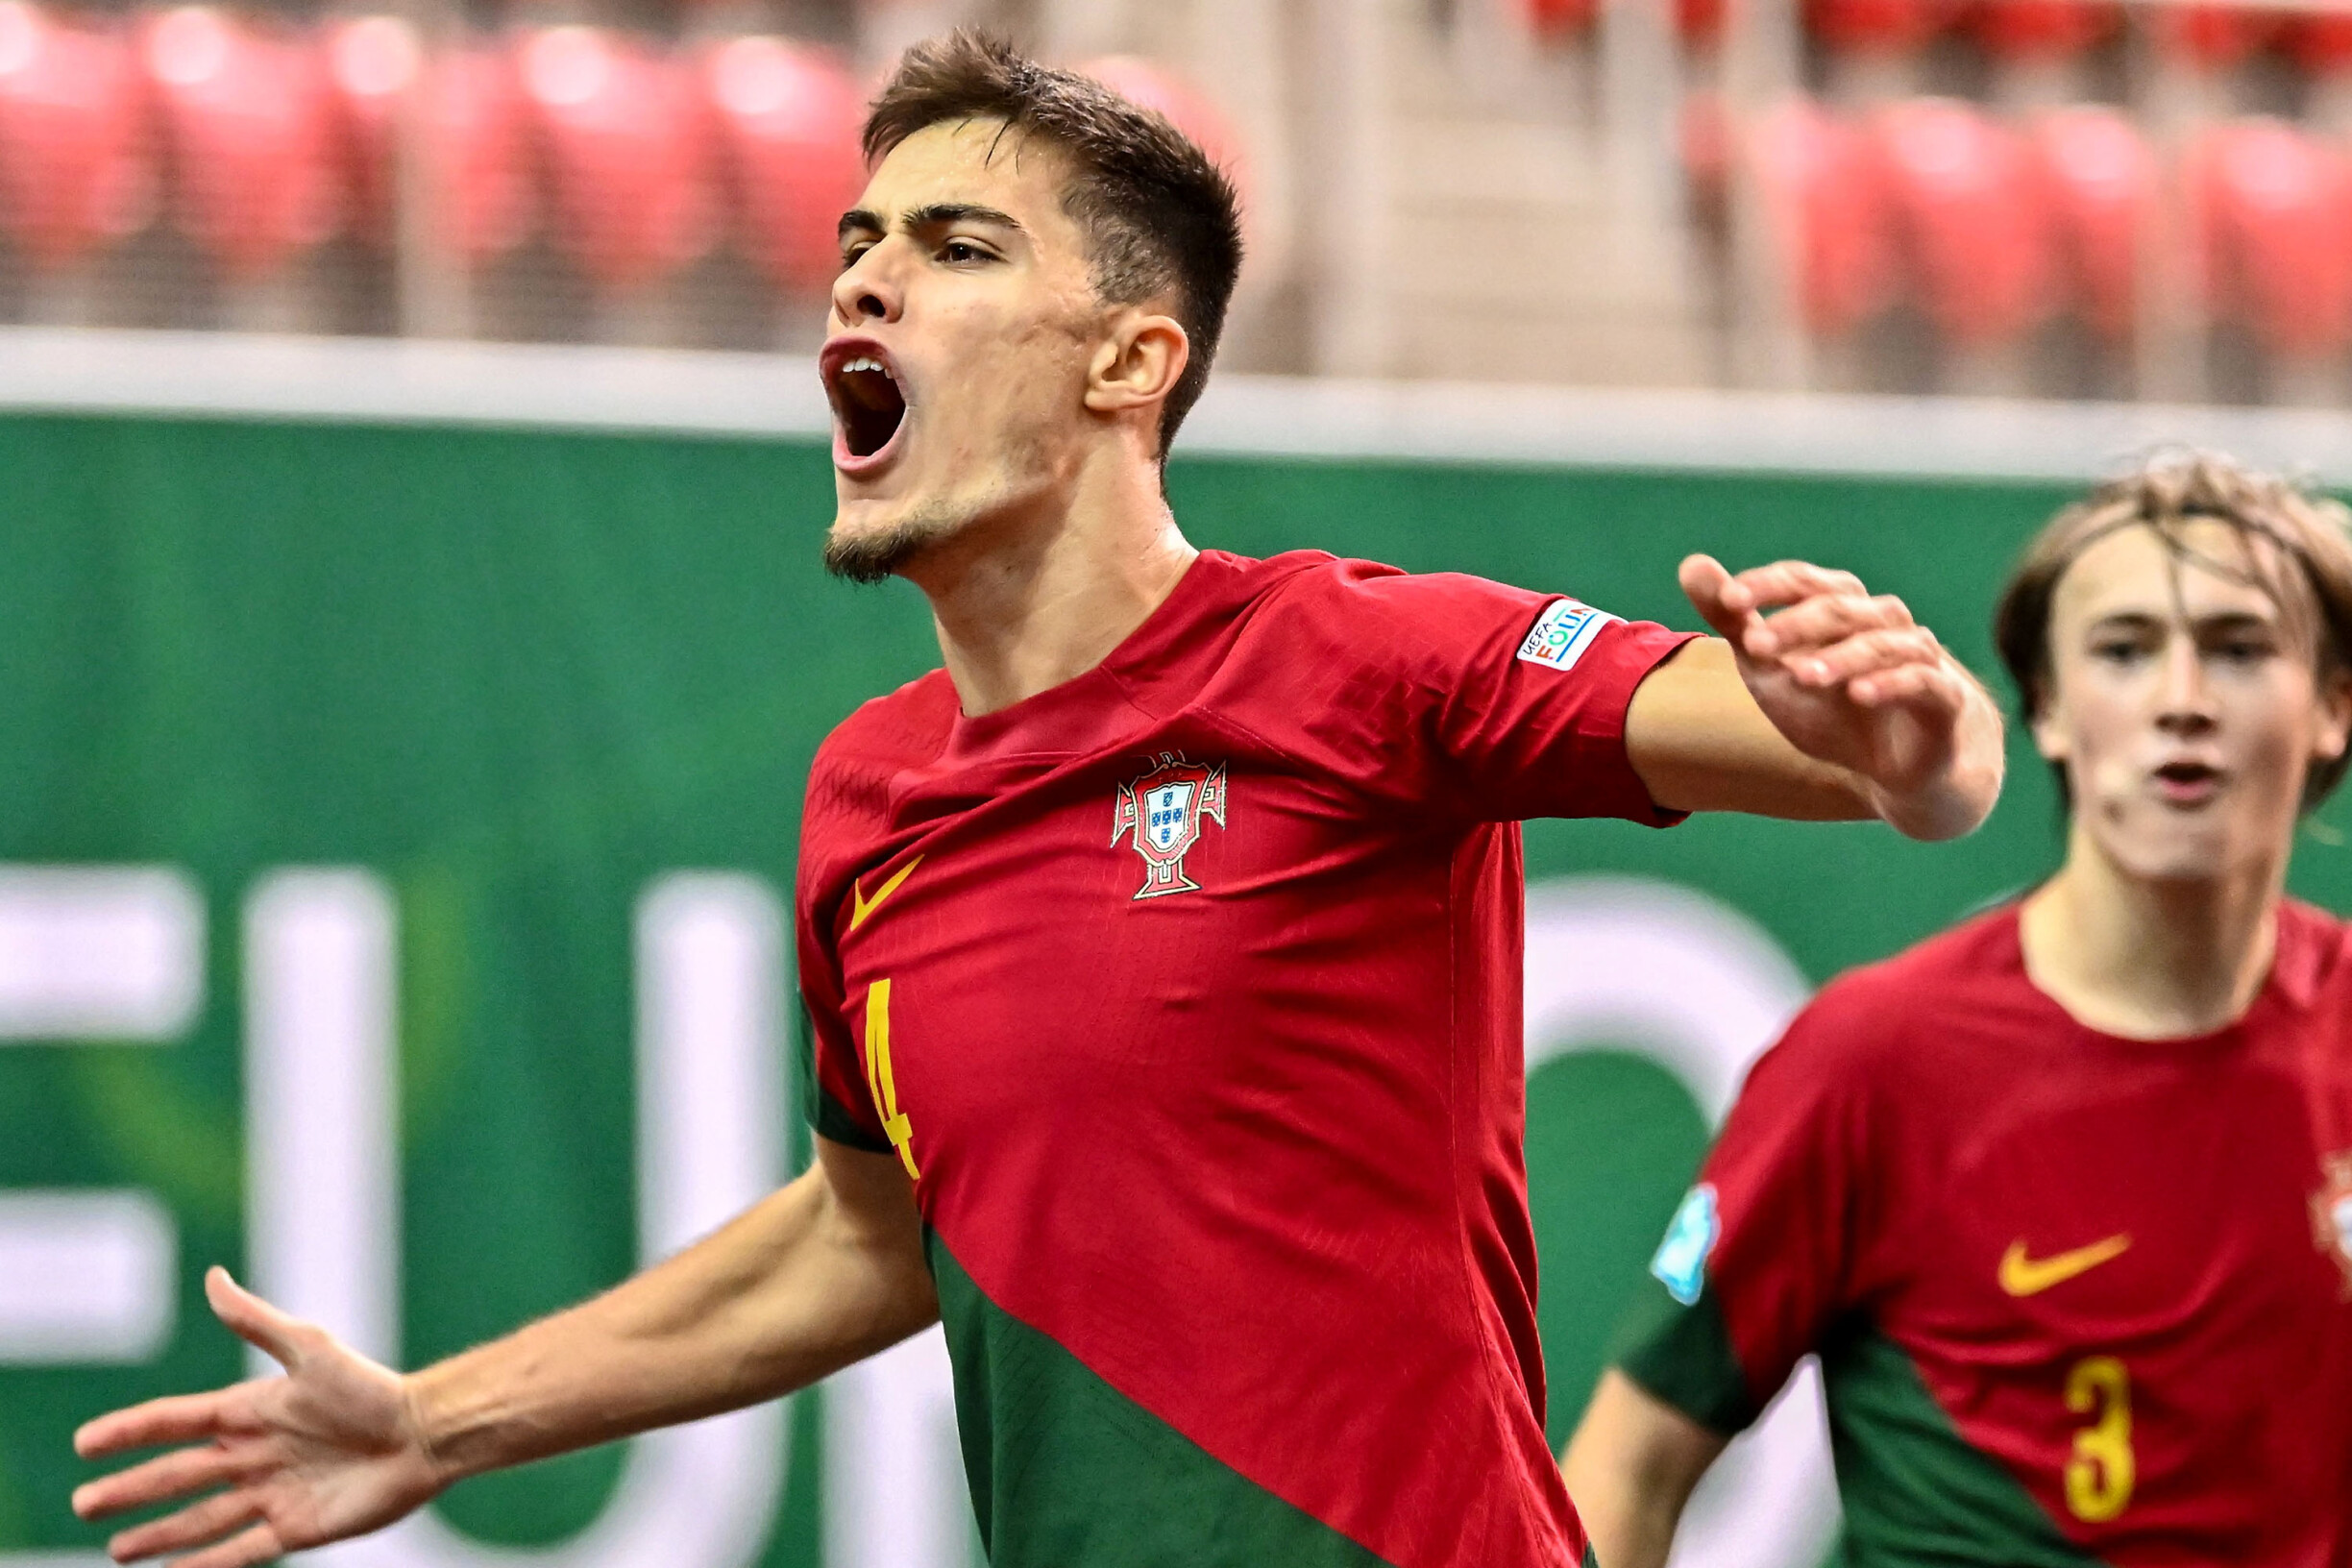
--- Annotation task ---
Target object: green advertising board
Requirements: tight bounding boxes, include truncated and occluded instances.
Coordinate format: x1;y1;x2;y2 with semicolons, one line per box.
1;400;2345;1568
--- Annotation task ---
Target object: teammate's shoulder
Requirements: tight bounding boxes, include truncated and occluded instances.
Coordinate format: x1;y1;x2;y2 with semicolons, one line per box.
2281;895;2352;943
2278;896;2352;1000
1779;906;2025;1059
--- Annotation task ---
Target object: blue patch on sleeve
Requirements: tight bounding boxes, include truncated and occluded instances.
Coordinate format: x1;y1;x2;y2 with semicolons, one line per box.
1650;1183;1720;1308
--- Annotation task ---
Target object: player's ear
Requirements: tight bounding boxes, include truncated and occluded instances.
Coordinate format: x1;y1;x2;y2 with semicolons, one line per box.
2314;665;2352;765
1084;306;1189;424
2028;681;2070;766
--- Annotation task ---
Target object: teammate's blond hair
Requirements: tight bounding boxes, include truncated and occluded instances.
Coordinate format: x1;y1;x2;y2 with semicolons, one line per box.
1994;450;2352;808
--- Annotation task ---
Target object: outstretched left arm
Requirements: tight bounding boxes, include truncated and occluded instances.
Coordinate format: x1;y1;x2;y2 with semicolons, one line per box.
1625;554;2005;841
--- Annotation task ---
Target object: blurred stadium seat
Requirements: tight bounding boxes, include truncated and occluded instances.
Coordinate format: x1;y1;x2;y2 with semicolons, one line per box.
517;24;713;294
2190;116;2352;357
0;1;148;273
1678;0;1727;50
1806;0;1951;59
2030;103;2157;342
143;5;340;282
324;14;413;248
1963;0;2118;64
1873;98;2053;348
328;19;535;264
1518;0;1601;42
1749;99;1895;337
2157;4;2288;70
701;35;862;292
2287;10;2352;75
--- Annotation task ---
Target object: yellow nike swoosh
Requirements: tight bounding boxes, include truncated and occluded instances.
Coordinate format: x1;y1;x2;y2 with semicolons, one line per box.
848;856;922;932
1999;1234;2132;1297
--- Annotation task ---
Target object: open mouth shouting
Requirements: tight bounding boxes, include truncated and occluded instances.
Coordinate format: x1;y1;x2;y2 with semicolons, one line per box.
822;338;910;476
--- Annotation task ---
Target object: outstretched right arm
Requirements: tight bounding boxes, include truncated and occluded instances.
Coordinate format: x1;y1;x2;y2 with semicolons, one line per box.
72;1136;934;1568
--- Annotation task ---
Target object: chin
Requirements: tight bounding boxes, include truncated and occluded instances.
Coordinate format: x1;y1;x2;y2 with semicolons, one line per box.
2095;821;2262;887
822;501;969;584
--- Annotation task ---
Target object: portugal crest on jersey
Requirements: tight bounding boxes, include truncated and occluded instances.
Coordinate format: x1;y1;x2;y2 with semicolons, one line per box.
2313;1153;2352;1298
1111;751;1228;899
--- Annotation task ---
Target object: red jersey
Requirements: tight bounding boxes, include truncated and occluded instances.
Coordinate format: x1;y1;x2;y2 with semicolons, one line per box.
796;549;1693;1568
1619;901;2352;1566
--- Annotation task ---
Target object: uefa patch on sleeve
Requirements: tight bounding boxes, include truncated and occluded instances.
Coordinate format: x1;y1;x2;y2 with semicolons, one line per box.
1517;597;1623;673
1650;1183;1720;1307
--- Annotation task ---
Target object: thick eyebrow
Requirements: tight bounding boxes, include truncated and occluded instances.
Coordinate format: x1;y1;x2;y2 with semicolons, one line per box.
905;203;1024;233
837;203;1026;246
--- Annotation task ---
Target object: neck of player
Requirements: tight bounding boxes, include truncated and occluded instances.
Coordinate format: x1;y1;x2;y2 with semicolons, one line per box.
904;447;1200;719
2020;823;2286;1041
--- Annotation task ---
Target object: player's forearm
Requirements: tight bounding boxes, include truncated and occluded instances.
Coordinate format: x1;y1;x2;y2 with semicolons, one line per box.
406;1157;936;1483
1627;638;2004;841
1560;1371;1724;1568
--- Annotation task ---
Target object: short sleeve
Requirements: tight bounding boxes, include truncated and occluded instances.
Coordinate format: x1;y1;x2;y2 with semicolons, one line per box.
1284;568;1697;826
1613;1002;1880;1433
795;979;890;1154
795;795;893;1156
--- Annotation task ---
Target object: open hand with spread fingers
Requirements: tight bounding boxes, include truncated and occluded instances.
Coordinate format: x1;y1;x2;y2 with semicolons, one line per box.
1678;552;2004;841
72;1267;445;1568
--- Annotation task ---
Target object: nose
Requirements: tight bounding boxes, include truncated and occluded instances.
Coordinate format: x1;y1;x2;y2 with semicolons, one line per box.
2154;634;2217;736
830;241;903;328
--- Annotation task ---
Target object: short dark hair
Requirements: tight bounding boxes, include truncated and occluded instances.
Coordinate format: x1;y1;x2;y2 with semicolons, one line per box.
862;31;1244;456
1993;449;2352;811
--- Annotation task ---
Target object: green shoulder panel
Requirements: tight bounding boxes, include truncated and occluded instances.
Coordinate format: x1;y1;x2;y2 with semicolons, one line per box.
924;1230;1402;1568
1614;1286;2109;1568
794;1000;892;1154
1611;1276;1760;1436
1817;1322;2107;1568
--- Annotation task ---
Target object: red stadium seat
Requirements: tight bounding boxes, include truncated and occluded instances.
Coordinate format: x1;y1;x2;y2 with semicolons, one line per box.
323;14;412;246
1678;0;1727;50
2287;12;2352;75
1806;0;1951;57
1964;0;2118;63
517;25;714;293
2157;5;2287;70
2189;118;2352;356
326;18;532;261
0;1;149;271
1681;91;1733;201
142;5;339;282
700;36;863;292
2029;104;2154;341
1519;0;1600;40
1871;98;2054;347
1747;99;1895;336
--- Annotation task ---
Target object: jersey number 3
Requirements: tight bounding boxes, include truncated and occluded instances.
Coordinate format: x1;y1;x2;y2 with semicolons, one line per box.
862;979;919;1180
2064;1355;2134;1524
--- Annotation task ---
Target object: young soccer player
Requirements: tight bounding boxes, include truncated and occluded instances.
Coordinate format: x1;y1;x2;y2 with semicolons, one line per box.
70;34;2002;1568
1563;452;2352;1567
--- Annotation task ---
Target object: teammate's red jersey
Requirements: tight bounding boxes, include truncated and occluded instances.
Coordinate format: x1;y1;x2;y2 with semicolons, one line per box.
796;549;1693;1568
1619;901;2352;1566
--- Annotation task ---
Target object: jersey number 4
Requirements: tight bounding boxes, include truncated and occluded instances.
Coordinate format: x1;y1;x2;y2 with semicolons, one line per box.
2065;1355;2135;1524
862;979;919;1180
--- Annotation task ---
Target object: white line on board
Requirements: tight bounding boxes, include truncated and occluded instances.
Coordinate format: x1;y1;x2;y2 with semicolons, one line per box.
6;326;2352;481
